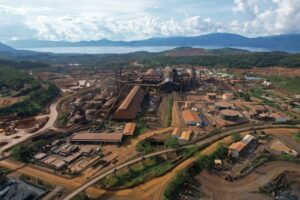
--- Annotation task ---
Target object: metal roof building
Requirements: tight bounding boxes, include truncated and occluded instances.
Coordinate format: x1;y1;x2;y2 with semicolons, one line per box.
182;110;201;125
145;68;160;77
123;123;136;136
179;130;193;142
71;132;124;143
114;86;145;120
228;142;246;158
240;134;255;146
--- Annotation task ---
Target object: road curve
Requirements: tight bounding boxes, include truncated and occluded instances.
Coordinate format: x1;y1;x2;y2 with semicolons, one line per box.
63;124;300;200
0;100;59;159
198;161;300;200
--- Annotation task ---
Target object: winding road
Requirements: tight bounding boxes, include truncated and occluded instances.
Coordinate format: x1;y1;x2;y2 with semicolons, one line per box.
63;124;300;200
0;100;59;159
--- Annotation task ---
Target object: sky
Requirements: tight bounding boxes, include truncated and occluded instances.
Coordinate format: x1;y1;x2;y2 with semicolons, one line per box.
0;0;300;41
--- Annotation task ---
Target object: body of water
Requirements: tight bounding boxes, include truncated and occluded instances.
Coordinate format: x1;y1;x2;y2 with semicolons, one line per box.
244;75;262;81
18;45;279;54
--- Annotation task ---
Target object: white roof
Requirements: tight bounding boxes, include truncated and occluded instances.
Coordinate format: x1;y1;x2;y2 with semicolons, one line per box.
241;134;255;146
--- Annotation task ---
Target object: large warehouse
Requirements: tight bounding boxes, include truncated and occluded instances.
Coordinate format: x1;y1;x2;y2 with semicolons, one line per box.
114;86;145;120
71;132;124;144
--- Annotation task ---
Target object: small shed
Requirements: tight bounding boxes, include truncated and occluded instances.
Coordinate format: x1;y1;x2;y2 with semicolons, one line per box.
123;123;136;136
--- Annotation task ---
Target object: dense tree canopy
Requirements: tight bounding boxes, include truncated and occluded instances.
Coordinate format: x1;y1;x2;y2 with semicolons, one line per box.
0;66;60;117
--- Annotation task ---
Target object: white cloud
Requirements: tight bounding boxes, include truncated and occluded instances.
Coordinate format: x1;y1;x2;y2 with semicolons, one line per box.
0;0;299;41
24;14;223;41
232;0;300;35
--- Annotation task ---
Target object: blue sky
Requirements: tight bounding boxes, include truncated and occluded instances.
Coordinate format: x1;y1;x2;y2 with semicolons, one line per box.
0;0;299;41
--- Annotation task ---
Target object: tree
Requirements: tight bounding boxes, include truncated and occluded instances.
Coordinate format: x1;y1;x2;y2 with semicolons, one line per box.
195;155;213;171
136;140;154;154
294;130;300;142
73;193;90;200
164;137;180;148
11;144;34;162
232;133;242;142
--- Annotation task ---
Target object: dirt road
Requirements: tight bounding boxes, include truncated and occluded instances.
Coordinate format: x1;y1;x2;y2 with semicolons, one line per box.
0;100;59;158
96;127;299;200
198;161;300;200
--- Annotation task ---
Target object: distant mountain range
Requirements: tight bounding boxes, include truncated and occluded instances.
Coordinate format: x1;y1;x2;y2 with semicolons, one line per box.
0;42;15;52
4;33;300;52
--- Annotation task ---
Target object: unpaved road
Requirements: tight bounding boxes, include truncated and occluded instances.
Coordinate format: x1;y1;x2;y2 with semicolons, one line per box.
198;161;300;200
0;100;59;158
96;127;300;200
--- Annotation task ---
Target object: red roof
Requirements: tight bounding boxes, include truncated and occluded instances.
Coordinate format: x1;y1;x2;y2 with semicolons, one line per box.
123;123;136;136
119;86;141;110
229;142;246;152
182;110;200;124
114;86;145;120
71;133;124;143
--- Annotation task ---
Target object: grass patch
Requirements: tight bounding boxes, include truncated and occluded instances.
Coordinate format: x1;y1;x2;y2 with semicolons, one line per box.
100;158;176;189
294;130;300;142
165;95;173;127
57;111;69;127
135;118;150;135
250;87;297;118
265;75;300;94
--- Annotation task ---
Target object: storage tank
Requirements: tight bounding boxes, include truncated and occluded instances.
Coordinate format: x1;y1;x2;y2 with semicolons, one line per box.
222;93;234;100
220;110;240;121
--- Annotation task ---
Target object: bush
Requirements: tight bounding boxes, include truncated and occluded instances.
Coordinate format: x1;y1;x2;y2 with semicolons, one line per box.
165;95;173;127
136;140;154;154
195;155;213;171
101;176;119;188
11;140;48;162
135;119;149;135
164;169;190;200
73;193;90;200
294;130;300;142
164;136;180;148
11;144;35;162
57;111;69;127
232;133;242;142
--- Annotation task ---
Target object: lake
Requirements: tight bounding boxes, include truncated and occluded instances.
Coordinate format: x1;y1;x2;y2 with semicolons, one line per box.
17;45;279;54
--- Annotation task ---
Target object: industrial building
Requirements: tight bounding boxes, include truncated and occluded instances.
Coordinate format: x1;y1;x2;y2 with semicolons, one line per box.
228;142;245;158
207;93;217;100
164;66;174;83
220;110;240;121
182;110;201;125
71;132;124;144
145;68;160;78
114;86;145;120
179;130;193;142
215;102;233;110
122;123;136;136
222;93;234;100
171;127;181;138
228;134;256;158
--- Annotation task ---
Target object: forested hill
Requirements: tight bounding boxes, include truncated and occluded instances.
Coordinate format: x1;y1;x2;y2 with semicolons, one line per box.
0;46;299;69
0;42;15;52
140;48;300;68
0;65;60;117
